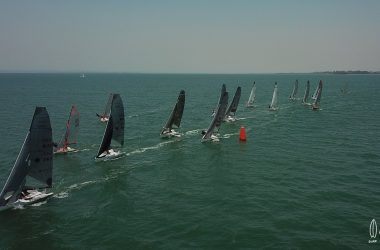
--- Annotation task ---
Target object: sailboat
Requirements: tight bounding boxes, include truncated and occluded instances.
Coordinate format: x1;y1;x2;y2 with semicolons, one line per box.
311;82;319;100
202;91;228;142
160;90;185;138
95;94;125;161
96;94;113;122
312;80;323;110
289;80;298;100
224;86;241;122
54;105;80;154
341;83;350;95
0;107;53;211
246;82;256;107
302;80;311;105
211;84;226;117
269;82;279;111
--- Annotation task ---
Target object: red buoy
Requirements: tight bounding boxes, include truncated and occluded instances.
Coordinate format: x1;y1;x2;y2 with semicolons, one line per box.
239;126;247;141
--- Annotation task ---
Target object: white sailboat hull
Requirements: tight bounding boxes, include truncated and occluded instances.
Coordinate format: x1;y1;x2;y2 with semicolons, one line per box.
0;190;53;211
160;130;181;138
224;116;236;122
54;146;77;154
95;149;125;161
201;134;220;143
100;117;109;122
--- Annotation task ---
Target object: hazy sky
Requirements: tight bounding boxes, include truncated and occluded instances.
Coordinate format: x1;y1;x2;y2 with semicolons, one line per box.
0;0;379;73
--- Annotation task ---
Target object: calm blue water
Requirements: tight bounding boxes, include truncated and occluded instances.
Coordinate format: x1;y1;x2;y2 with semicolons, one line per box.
0;73;379;249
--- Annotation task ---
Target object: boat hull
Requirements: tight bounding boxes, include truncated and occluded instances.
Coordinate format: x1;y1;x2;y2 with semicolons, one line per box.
0;190;53;212
224;116;236;122
54;146;77;154
95;149;125;161
100;117;109;122
201;134;220;143
160;130;181;139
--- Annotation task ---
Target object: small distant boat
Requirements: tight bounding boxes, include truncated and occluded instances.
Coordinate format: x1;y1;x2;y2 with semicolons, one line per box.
340;83;350;95
160;90;185;138
224;86;241;122
269;82;279;111
302;80;311;105
0;107;53;211
54;105;80;154
246;82;256;107
80;74;86;78
202;91;228;142
312;80;323;110
95;94;125;161
289;80;298;100
96;94;113;122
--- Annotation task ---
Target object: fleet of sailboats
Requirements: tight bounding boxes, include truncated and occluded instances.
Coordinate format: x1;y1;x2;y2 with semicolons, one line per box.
0;79;327;211
0;107;53;211
160;90;186;138
54;105;80;154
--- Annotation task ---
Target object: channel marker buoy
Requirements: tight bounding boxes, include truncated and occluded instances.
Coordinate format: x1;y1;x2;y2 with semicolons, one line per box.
239;126;247;141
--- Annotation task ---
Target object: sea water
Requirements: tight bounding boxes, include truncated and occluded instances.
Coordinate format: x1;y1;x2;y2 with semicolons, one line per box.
0;73;379;249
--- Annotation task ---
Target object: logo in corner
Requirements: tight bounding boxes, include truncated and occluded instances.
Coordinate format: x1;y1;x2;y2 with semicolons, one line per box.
369;219;378;243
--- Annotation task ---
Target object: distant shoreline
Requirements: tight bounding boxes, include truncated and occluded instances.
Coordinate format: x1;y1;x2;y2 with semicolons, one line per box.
0;71;379;75
315;70;380;75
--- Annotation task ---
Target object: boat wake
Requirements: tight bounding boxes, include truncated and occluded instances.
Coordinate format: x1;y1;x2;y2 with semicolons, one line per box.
184;129;200;136
78;148;91;152
236;116;255;121
222;132;239;139
127;140;175;156
67;180;97;191
30;200;48;207
54;192;69;199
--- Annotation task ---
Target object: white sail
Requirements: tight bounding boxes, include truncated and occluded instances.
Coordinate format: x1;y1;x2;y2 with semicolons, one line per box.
289;80;298;100
302;80;310;104
269;82;278;111
246;82;256;107
312;80;323;110
311;83;319;100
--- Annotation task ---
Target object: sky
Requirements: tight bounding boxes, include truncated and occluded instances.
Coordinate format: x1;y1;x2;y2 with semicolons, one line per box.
0;0;379;73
